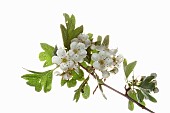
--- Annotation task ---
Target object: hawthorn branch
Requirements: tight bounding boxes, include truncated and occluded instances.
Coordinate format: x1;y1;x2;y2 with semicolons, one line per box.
78;63;155;113
102;83;155;113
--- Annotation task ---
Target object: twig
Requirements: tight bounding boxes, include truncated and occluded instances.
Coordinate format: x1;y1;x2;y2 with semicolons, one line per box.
78;63;155;113
78;63;96;79
102;83;155;113
93;85;98;94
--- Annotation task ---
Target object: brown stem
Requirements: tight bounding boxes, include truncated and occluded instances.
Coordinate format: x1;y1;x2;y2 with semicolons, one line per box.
93;85;98;94
78;63;96;79
102;83;155;113
78;63;155;113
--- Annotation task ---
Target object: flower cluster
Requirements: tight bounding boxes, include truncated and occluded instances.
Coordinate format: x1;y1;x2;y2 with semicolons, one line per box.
52;33;123;79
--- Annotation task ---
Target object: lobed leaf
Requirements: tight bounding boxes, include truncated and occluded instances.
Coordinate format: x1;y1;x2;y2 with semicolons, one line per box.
39;43;54;67
21;70;53;93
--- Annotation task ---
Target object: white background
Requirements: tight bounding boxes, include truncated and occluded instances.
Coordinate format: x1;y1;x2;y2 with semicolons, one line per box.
0;0;169;113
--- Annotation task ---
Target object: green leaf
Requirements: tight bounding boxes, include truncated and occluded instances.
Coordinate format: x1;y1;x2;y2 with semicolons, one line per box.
128;100;134;111
39;43;54;67
88;33;93;40
147;94;157;103
102;35;109;47
23;68;42;74
72;25;83;38
73;76;89;102
136;89;144;102
128;90;138;101
21;70;53;93
82;84;90;99
63;13;70;23
72;70;84;81
80;61;88;68
141;89;157;103
60;24;68;49
142;75;155;85
61;78;68;86
68;14;76;33
67;79;77;88
73;90;80;102
123;59;127;73
125;61;137;78
96;35;102;45
141;82;155;91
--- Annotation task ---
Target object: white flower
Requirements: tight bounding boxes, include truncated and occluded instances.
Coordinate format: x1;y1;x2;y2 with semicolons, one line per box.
52;48;74;71
71;34;91;49
113;54;124;67
102;70;110;78
91;51;113;71
91;44;118;56
62;72;72;80
68;42;87;63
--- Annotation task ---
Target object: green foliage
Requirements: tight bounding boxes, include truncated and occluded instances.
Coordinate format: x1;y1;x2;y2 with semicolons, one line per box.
67;79;77;88
128;100;134;111
102;35;109;47
73;90;80;102
141;89;157;103
123;59;127;73
73;76;89;102
61;78;68;86
60;13;83;50
124;60;137;78
96;35;102;45
72;69;84;81
39;43;54;67
136;89;144;102
21;70;53;93
127;90;138;111
140;73;157;92
82;84;90;99
88;33;93;40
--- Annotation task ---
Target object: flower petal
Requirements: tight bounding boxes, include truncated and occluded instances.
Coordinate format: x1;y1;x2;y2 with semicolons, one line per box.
91;53;100;61
99;51;107;59
85;39;91;48
102;70;110;78
73;54;82;62
60;63;68;71
67;60;74;69
57;48;67;58
70;42;77;50
71;38;78;43
77;43;85;50
68;50;74;57
105;57;113;67
116;54;124;63
93;61;100;70
53;69;61;76
62;73;71;80
52;56;62;65
79;49;87;56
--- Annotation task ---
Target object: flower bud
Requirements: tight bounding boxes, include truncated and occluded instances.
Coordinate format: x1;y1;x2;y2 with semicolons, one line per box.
153;87;159;93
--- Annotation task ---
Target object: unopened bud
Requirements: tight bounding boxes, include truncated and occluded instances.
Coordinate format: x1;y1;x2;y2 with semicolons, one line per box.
153;87;159;93
110;67;118;74
151;73;157;78
152;80;157;86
